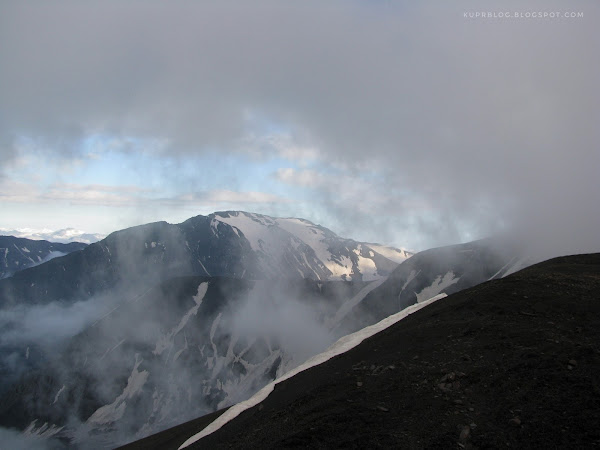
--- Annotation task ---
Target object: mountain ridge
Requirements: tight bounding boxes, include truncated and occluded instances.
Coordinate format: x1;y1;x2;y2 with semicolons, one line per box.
0;236;88;279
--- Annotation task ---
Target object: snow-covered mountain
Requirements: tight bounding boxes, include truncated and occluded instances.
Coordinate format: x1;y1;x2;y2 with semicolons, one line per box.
0;236;88;279
0;228;104;244
0;211;406;308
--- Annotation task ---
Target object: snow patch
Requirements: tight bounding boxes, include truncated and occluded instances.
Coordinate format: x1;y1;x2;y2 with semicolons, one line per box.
87;355;149;425
52;385;66;405
24;420;64;438
356;255;379;281
100;338;126;361
366;244;412;264
502;257;532;277
328;278;387;328
197;258;211;276
275;218;334;269
210;218;220;236
401;270;420;294
327;255;353;280
216;212;275;252
173;334;189;362
154;283;209;356
415;271;460;303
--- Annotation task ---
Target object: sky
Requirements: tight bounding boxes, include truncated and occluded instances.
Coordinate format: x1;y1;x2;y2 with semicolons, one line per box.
0;0;598;253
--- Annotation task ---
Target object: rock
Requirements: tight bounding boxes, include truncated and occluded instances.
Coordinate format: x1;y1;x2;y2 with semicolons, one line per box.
441;372;456;382
509;417;521;427
438;383;452;393
356;381;363;387
371;365;384;375
569;359;578;367
459;425;471;441
377;406;389;412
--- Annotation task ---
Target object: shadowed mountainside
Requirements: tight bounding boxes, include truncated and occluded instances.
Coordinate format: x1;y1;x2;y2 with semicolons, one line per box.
122;253;600;449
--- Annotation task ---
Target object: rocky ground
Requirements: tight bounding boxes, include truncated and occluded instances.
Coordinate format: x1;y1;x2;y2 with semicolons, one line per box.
121;253;600;449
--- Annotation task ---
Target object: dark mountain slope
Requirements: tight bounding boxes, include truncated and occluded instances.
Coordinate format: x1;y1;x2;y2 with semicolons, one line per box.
124;253;600;449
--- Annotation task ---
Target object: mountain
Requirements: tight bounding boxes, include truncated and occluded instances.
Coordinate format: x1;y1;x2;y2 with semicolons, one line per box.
122;253;600;450
0;233;525;448
0;228;104;245
334;237;528;334
0;211;406;308
0;236;88;279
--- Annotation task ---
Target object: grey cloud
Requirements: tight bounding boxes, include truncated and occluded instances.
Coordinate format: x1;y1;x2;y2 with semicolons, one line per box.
1;0;598;252
0;297;110;347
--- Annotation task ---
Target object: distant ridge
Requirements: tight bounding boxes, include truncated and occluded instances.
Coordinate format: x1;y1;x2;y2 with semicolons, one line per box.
0;235;87;279
0;227;104;244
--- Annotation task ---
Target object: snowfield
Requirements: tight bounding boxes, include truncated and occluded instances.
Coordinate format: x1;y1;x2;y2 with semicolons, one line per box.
211;212;406;281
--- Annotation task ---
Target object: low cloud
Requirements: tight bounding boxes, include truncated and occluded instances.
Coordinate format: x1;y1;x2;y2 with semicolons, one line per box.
174;190;289;205
225;281;334;364
0;296;115;348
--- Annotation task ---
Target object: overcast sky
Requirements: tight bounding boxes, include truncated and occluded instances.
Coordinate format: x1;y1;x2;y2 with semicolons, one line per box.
1;0;598;253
